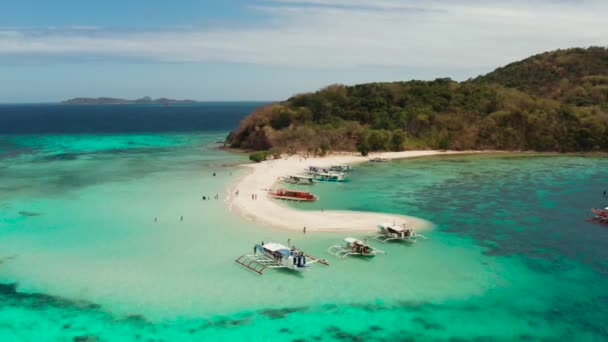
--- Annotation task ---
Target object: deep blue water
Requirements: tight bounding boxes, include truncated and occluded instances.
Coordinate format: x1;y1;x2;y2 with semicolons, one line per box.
0;102;263;134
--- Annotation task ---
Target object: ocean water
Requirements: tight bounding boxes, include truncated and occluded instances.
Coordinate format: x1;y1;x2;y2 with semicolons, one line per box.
0;105;607;341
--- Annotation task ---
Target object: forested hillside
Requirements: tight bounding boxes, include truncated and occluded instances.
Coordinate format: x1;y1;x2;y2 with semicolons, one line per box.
229;47;608;155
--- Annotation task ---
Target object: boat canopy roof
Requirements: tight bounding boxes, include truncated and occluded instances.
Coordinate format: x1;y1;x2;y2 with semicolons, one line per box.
315;172;343;177
263;242;290;254
379;223;407;232
290;174;314;179
345;237;363;244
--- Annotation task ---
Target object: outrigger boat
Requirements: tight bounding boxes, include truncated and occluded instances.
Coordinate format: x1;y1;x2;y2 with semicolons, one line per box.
306;166;330;174
280;174;316;185
368;223;427;243
329;165;353;172
235;242;329;275
313;172;348;182
269;189;318;202
369;157;389;163
328;237;385;258
591;208;608;218
587;208;608;225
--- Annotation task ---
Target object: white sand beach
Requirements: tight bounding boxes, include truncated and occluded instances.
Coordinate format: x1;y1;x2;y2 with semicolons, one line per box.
227;151;463;232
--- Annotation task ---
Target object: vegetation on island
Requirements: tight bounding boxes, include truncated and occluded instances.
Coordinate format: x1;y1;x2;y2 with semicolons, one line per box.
228;47;608;156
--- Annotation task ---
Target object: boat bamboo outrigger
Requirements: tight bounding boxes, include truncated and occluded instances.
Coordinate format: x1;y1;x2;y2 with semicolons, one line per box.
328;237;385;258
368;223;427;243
268;189;318;202
235;242;329;275
313;172;348;182
280;174;316;185
587;208;608;225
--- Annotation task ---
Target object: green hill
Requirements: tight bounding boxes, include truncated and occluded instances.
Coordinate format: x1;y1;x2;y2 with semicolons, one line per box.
229;47;608;155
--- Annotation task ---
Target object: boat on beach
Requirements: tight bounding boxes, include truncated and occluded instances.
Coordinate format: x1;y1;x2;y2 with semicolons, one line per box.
269;189;318;202
313;172;348;182
369;157;389;163
368;223;427;243
234;242;329;275
327;237;385;258
306;166;330;174
329;165;353;172
280;174;316;185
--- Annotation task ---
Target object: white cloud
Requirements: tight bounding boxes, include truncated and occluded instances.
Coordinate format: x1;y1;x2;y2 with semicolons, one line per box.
0;0;606;72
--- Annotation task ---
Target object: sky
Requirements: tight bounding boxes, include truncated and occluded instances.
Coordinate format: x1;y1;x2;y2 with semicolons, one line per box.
0;0;607;102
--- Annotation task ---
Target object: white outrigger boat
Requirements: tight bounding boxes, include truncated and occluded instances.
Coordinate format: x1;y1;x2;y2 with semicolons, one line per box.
329;165;353;172
328;237;385;258
368;223;427;243
280;174;316;185
313;172;348;182
306;166;330;174
235;242;329;275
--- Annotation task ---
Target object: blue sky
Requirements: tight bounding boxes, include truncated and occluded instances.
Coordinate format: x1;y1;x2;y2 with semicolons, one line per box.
1;0;606;102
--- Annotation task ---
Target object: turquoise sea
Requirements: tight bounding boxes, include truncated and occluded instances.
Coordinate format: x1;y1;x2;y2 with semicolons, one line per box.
1;104;607;341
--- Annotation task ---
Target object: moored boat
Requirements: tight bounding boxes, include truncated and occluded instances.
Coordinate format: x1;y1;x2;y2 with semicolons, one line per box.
268;189;318;201
280;174;316;185
368;222;427;243
329;165;353;172
328;237;385;258
313;172;348;182
369;157;389;163
306;165;330;174
234;242;329;275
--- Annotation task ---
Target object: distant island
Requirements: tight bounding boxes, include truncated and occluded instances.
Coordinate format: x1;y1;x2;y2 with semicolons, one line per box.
62;96;197;105
229;47;608;156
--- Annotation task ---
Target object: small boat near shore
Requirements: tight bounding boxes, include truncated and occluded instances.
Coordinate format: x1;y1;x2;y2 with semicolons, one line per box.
280;174;316;185
313;172;348;182
369;157;389;163
328;237;385;258
329;165;353;172
235;242;329;275
368;223;427;243
269;189;318;202
306;166;330;174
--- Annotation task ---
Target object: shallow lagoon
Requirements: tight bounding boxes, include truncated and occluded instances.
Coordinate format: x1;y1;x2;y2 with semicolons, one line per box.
0;132;607;341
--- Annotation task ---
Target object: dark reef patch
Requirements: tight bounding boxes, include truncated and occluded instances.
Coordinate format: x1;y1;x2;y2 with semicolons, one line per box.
0;282;102;311
43;153;80;161
259;306;308;319
412;316;444;331
18;211;42;217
